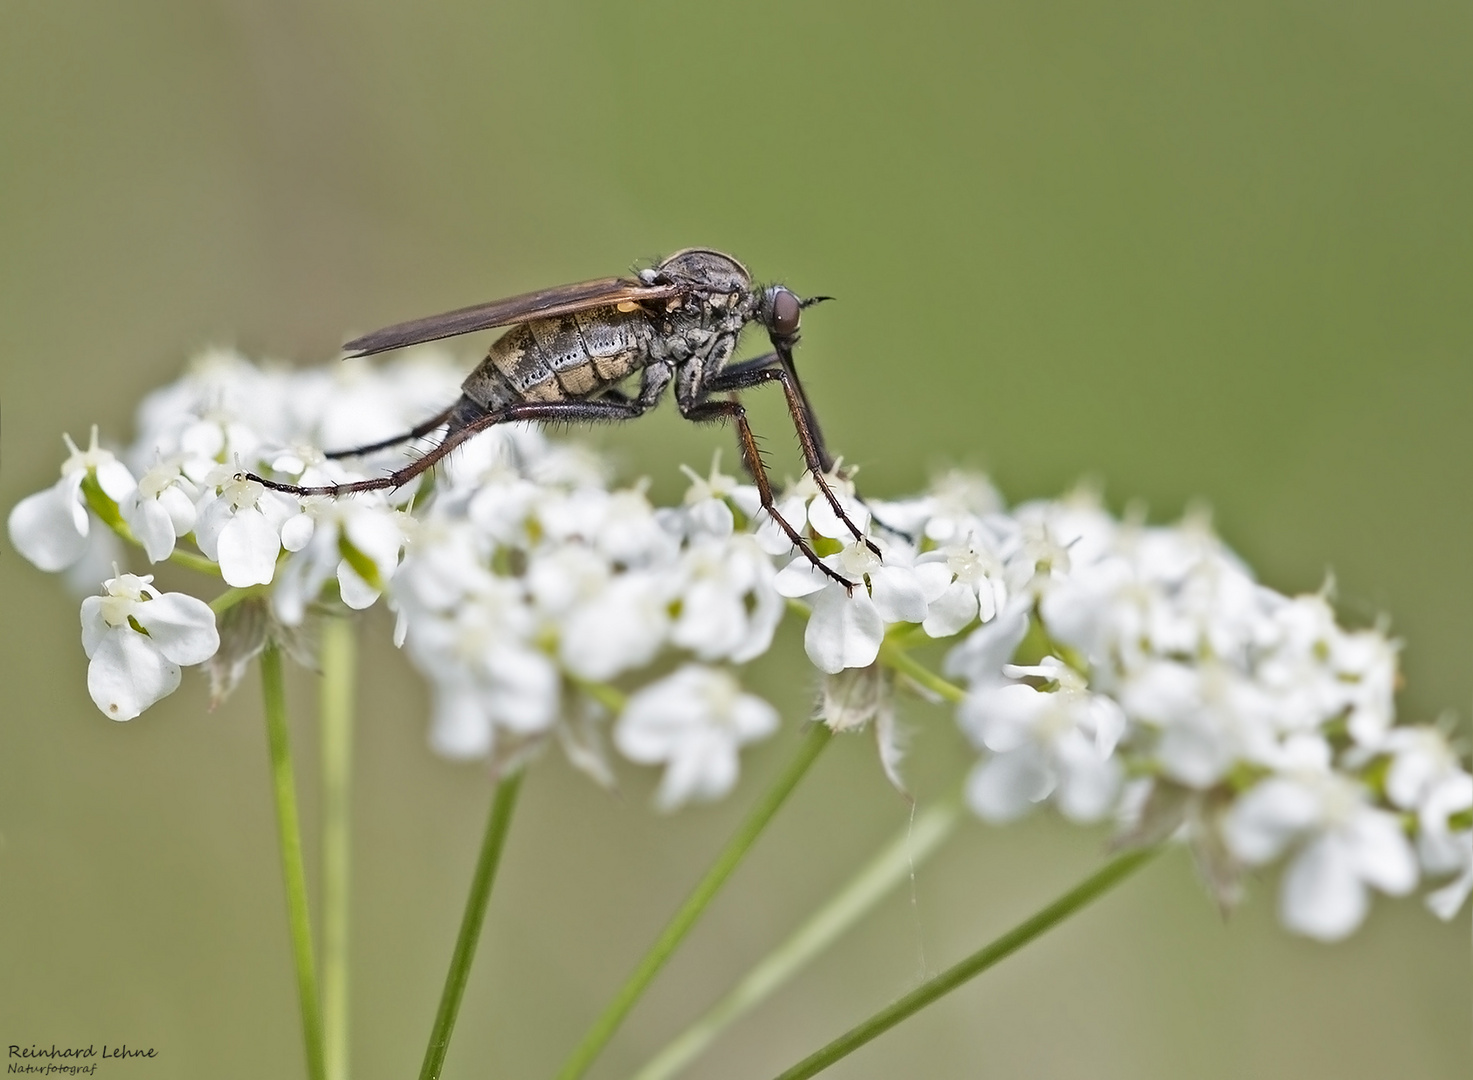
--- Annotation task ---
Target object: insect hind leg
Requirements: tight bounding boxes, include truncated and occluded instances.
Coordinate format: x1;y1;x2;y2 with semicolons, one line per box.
245;397;651;498
321;400;463;459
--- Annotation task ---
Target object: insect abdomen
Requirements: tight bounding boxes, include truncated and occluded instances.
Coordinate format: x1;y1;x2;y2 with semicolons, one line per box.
461;306;649;407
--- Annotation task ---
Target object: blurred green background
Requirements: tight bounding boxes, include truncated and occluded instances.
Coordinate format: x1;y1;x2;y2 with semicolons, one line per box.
2;2;1469;1077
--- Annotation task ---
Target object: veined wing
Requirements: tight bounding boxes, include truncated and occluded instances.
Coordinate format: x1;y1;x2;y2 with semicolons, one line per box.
343;277;683;357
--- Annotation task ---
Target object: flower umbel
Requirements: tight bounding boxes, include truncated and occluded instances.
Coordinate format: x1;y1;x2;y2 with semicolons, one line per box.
9;350;1471;941
616;665;781;810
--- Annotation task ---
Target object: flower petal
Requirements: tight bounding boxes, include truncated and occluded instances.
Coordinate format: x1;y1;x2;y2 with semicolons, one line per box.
217;507;280;586
280;512;314;552
87;628;181;720
429;681;493;759
807;490;869;540
655;729;738;810
79;595;108;658
133;592;221;666
773;556;830;599
124;495;178;562
1280;834;1368;941
804;587;884;674
966;748;1054;823
94;458;138;501
337;562;381;610
8;478;90;571
922;581;978;638
1345;810;1418;896
1222;778;1319;865
868;565;928;624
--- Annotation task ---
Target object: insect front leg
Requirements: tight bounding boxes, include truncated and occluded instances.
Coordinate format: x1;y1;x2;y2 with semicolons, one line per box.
703;354;879;558
678;390;856;591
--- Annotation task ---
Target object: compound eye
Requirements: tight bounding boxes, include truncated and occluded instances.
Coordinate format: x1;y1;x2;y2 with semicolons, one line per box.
770;288;801;337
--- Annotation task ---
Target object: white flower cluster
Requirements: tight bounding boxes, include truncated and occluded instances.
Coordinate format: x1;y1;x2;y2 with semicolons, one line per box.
9;353;1470;939
389;430;785;810
888;492;1473;940
7;351;783;808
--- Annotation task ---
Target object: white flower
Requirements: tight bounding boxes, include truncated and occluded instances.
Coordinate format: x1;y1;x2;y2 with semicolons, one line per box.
465;469;544;547
943;600;1031;688
79;573;219;720
1416;770;1473;920
1001;512;1080;600
1222;772;1418;940
1119;660;1282;788
1037;510;1264;674
775;539;928;674
1380;725;1463;810
750;467;869;556
914;538;1009;639
867;470;1003;548
1255;595;1398;742
558;572;672;681
671;535;784;663
119;461;198;563
959;657;1125;823
679;454;745;539
194;469;302;586
615;665;779;810
424;644;562;759
9;428;136;572
398;571;557;759
272;498;406;624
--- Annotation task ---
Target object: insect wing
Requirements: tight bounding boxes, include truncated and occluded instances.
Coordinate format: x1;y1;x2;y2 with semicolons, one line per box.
343;278;684;357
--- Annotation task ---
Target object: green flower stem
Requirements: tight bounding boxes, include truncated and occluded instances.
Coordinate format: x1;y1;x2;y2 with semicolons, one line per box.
771;845;1163;1080
571;676;628;714
419;768;527;1080
260;644;327;1080
877;639;966;705
209;585;262;615
166;546;223;576
632;790;964;1080
319;618;356;1080
554;722;835;1080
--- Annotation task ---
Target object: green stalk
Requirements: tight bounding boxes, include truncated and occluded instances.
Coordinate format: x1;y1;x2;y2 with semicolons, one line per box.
632;791;964;1080
877;639;966;705
419;768;527;1080
260;644;327;1080
771;846;1163;1080
319;618;356;1080
210;586;262;616
554;723;834;1080
166;546;223;576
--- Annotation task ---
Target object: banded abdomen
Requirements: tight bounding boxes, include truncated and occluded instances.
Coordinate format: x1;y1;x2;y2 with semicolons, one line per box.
460;305;653;409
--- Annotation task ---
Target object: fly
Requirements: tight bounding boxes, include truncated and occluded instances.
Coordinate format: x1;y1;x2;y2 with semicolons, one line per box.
245;248;876;586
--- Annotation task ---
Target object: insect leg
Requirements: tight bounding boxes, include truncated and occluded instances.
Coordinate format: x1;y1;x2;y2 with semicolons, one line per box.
710;353;831;470
321;401;461;459
245;399;651;498
704;356;879;558
679;394;856;591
